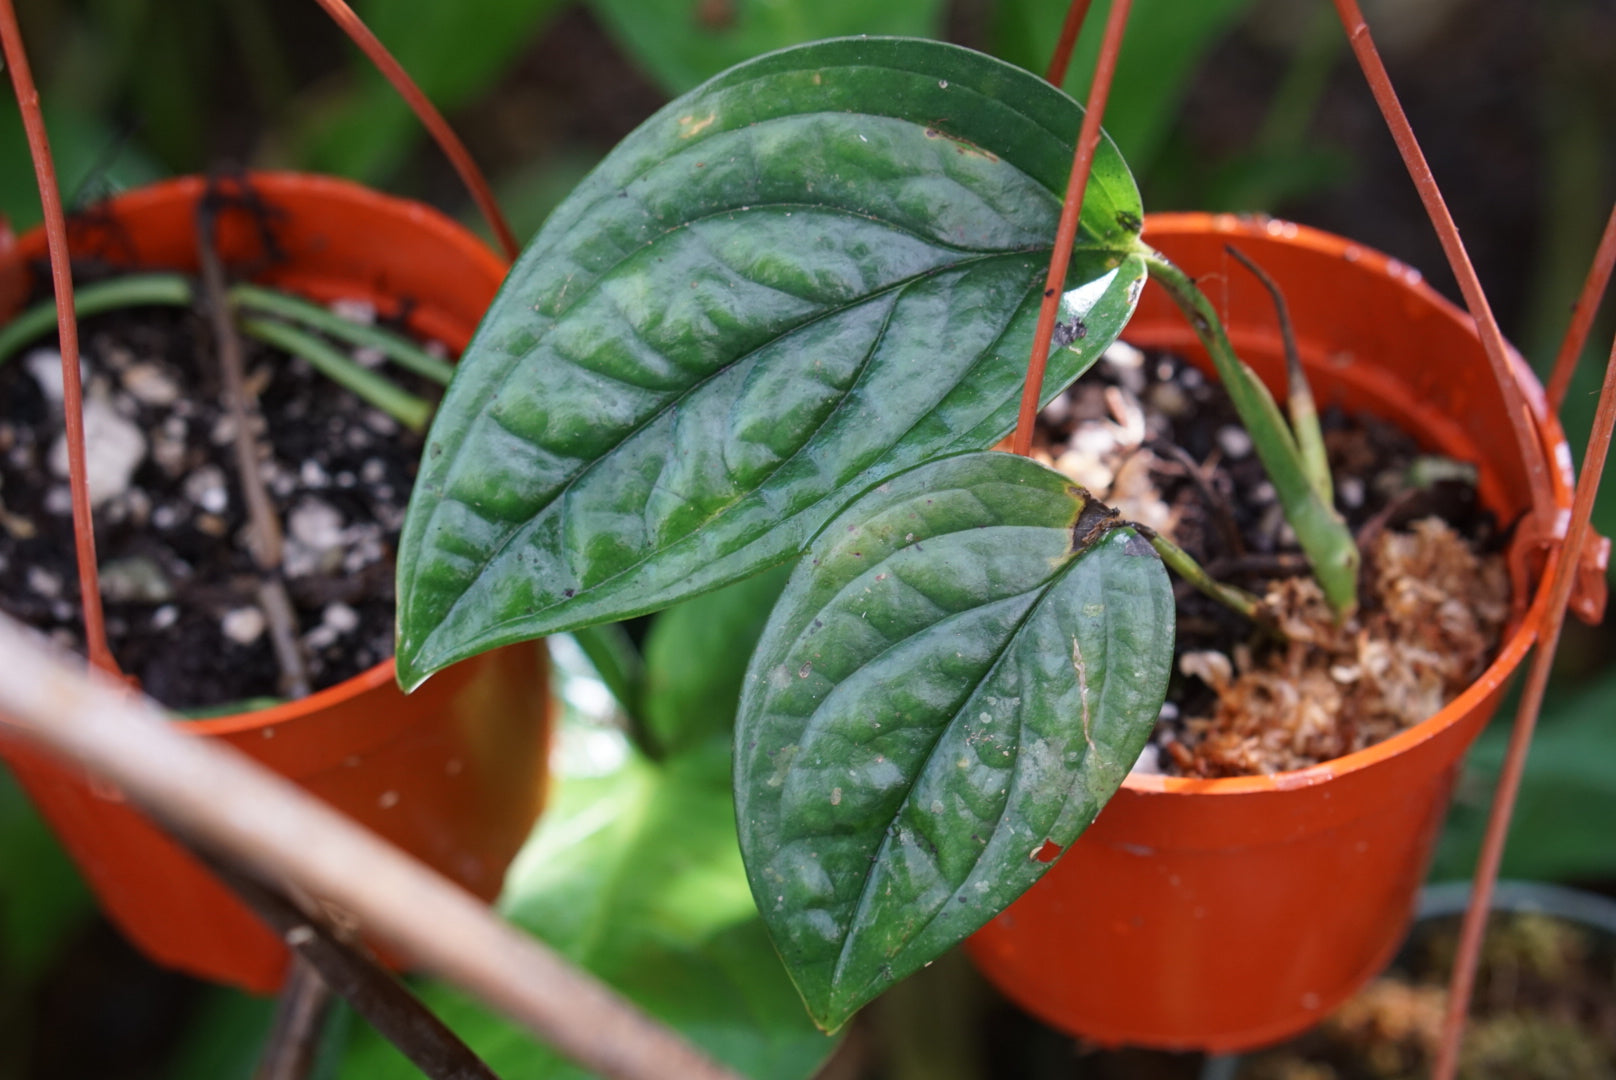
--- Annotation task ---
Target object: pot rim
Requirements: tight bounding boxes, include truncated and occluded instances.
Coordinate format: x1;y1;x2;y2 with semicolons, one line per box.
2;171;509;737
1122;212;1572;797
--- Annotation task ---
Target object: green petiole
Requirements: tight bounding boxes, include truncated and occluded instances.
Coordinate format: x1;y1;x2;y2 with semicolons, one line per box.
0;273;195;362
0;271;454;391
1139;245;1361;619
239;316;434;432
229;283;454;386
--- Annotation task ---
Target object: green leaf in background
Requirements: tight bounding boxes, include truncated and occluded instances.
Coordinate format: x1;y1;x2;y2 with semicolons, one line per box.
991;0;1255;174
396;37;1147;689
1432;670;1616;884
0;105;163;232
293;0;569;184
590;0;945;95
0;771;93;987
337;741;835;1077
734;451;1174;1030
643;564;792;757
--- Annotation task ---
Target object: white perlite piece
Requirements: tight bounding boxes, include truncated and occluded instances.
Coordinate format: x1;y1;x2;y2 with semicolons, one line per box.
221;606;267;645
24;348;83;404
120;362;181;406
48;395;148;507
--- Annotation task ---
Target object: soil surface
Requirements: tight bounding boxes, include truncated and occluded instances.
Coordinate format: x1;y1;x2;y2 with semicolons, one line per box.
0;294;436;712
1032;342;1510;777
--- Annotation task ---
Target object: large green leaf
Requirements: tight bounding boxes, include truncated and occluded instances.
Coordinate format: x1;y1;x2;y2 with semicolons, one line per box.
590;0;946;95
734;451;1173;1030
397;37;1147;689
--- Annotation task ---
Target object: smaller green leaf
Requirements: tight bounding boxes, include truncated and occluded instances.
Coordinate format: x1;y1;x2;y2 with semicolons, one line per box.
734;451;1174;1030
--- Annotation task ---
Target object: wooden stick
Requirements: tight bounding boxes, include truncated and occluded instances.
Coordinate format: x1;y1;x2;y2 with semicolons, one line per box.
0;615;743;1080
0;0;119;676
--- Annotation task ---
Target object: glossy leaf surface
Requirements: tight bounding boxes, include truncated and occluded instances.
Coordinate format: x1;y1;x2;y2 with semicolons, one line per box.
395;37;1147;689
734;452;1173;1029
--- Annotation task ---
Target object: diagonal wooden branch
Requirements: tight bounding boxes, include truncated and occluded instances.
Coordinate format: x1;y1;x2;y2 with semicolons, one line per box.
198;855;499;1080
0;615;743;1080
0;0;118;676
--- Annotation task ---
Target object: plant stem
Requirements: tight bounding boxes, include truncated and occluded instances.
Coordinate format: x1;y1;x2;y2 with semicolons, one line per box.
1223;244;1332;504
1139;528;1266;624
240;316;435;432
0;273;193;366
230;283;455;386
1139;246;1360;617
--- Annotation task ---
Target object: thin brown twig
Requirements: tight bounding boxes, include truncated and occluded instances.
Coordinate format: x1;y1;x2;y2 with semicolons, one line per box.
1146;439;1245;558
1010;0;1134;457
1329;0;1554;535
255;960;335;1080
0;0;118;676
310;0;519;261
1043;0;1096;86
1546;202;1616;417
195;194;311;699
1433;328;1616;1080
0;616;744;1080
203;859;500;1080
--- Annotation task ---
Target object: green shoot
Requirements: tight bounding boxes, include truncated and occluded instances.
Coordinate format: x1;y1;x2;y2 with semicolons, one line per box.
1138;245;1360;618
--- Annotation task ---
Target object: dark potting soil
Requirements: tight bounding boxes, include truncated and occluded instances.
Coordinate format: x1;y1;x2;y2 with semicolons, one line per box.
1032;343;1510;778
0;297;435;712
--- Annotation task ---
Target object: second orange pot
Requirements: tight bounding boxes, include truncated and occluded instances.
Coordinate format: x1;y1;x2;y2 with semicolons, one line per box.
965;214;1573;1052
0;174;550;993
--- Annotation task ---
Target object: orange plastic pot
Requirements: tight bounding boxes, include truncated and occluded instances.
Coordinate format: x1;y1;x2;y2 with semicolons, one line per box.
965;213;1574;1052
0;174;550;993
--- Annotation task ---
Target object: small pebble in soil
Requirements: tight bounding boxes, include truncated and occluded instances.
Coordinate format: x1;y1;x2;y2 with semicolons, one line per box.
221;606;267;646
